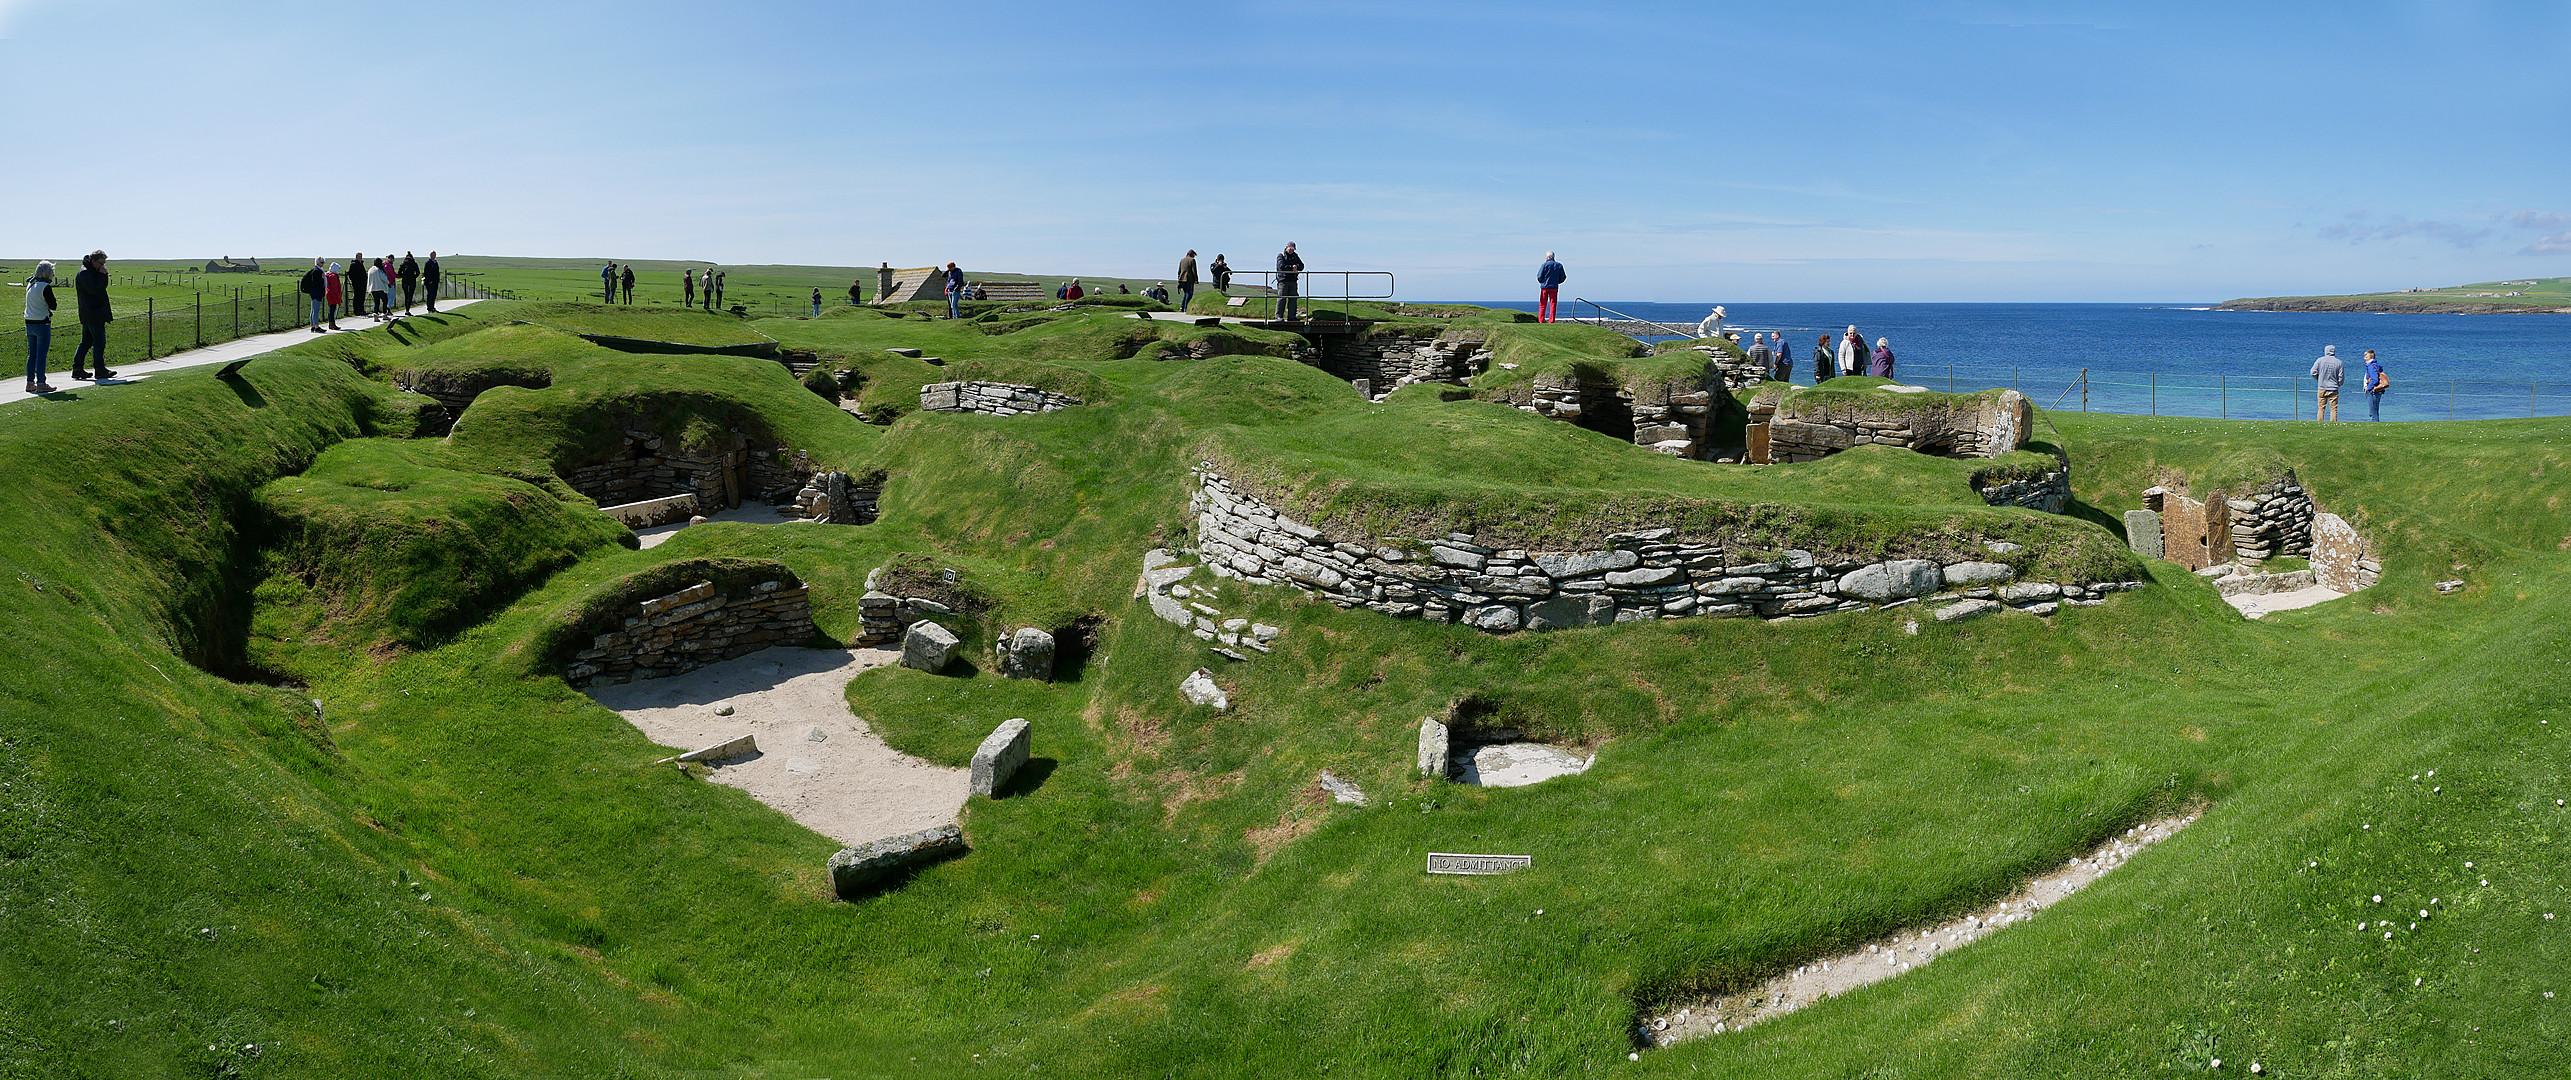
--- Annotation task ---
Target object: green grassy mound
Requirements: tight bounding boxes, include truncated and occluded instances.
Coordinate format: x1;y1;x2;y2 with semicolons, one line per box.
2;300;2567;1078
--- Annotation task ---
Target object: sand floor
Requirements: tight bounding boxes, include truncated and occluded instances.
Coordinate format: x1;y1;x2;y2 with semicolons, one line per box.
2226;584;2348;618
586;647;966;847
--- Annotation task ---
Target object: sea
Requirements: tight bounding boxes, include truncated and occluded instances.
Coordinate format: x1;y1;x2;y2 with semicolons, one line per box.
1468;301;2571;423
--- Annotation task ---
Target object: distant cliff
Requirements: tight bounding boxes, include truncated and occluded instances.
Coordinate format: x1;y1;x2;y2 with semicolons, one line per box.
2221;277;2571;314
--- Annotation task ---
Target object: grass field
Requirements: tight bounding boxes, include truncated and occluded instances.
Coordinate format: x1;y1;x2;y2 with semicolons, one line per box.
2224;276;2571;313
0;299;2564;1078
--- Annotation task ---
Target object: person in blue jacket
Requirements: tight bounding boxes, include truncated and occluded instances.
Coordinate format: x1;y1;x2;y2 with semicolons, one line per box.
2362;349;2388;421
1536;251;1567;322
943;262;965;319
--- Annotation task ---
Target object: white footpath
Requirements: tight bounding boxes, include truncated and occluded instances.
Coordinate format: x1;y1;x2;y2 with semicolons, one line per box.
2;298;488;408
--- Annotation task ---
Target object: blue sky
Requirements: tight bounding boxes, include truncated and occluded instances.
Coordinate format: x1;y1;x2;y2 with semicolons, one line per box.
4;0;2567;301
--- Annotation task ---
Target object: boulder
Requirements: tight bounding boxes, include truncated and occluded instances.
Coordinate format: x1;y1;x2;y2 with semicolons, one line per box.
1463;604;1522;632
1943;561;2016;587
1838;559;1942;602
1180;668;1229;711
1417;716;1450;778
829;823;966;899
1933;598;2002;623
901;621;960;672
969;718;1033;798
997;627;1055;681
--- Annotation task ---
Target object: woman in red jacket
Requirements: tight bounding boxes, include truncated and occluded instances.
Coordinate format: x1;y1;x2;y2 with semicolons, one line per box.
323;263;346;330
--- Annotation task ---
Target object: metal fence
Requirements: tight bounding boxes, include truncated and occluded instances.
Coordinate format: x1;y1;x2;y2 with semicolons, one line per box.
1857;364;2571;424
2;275;509;375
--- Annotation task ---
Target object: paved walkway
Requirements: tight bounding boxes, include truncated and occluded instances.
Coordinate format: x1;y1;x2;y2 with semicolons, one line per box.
3;298;490;408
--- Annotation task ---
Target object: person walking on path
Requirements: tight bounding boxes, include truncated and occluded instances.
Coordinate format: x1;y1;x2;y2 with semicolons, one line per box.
1176;250;1200;312
877;262;895;304
1210;254;1231;294
943;262;965;319
70;251;115;380
399;253;421;315
847;278;865;306
324;262;346;330
22;260;58;394
682;268;696;309
300;258;329;331
620;264;636;304
2363;349;2388;421
810;288;824;317
2311;344;2346;421
423;252;442;312
1869;337;1896;378
601;262;619;304
1536;251;1567;322
1274;242;1304;322
1837;326;1865;382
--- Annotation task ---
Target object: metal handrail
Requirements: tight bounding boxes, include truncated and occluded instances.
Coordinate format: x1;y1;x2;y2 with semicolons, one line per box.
1214;270;1395;322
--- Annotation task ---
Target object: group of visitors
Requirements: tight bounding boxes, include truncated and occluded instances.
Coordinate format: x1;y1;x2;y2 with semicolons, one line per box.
2309;345;2392;421
18;250;116;392
296;250;443;334
599;263;639;304
1731;326;1894;383
681;268;728;311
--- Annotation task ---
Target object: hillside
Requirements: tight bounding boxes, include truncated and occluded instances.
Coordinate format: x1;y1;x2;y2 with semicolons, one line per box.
0;300;2564;1078
2221;275;2571;313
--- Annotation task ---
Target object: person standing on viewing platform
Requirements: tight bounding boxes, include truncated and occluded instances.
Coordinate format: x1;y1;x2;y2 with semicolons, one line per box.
399;253;420;314
1813;334;1835;382
70;251;115;381
1837;326;1865;381
1210;254;1232;294
22;260;58;394
621;264;636;304
1275;242;1304;322
368;259;394;322
349;253;368;317
423;252;443;312
2311;344;2345;421
2364;349;2388;421
1536;251;1566;322
300;258;328;332
1745;332;1771;376
1176;250;1200;312
943;262;965;319
682;268;696;308
1870;337;1896;378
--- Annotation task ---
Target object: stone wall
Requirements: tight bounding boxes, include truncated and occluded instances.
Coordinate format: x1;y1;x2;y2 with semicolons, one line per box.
1308;330;1487;398
919;381;1082;416
564;429;746;511
1480;354;1749;460
784;470;881;525
2223;477;2316;563
565;578;815;687
1973;462;2072;514
2134;471;2380;596
1188;466;2139;632
1749;386;2032;463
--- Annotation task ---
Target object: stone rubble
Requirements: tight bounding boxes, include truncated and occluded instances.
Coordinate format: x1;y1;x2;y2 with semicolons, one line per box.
1179;668;1229;711
1133;548;1288;659
1748;385;2034;463
566;577;815;688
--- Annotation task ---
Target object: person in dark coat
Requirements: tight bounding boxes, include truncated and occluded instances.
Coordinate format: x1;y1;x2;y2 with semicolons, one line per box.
349;252;368;317
423;252;443;312
847;279;865;306
683;269;696;307
71;250;115;380
1274;242;1304;321
300;257;329;332
1176;250;1200;311
1536;251;1567;322
620;264;636;304
1869;337;1895;378
943;262;965;319
1210;254;1231;293
398;253;421;315
1813;334;1836;382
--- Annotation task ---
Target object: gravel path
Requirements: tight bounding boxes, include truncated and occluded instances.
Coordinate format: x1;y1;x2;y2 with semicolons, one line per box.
587;647;967;847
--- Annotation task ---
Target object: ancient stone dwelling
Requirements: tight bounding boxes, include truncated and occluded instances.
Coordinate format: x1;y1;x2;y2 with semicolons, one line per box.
2123;470;2380;594
1747;385;2034;464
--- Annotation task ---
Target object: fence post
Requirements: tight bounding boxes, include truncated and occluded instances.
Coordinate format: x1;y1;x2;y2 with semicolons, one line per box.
2533;383;2538;419
2220;374;2226;420
2151;372;2157;416
264;285;272;332
2081;368;2089;412
146;298;154;359
194;294;202;346
2448;379;2454;421
231;294;238;340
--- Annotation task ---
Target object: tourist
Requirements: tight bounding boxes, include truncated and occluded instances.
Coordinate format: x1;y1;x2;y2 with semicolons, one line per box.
423;252;442;312
1065;279;1085;301
810;288;823;317
943;262;964;319
71;250;114;380
703;269;717;310
848;278;865;306
1773;338;1793;383
1118;283;1131;295
2363;350;2388;421
973;283;988;300
1746;332;1772;376
682;268;696;308
1814;334;1835;381
1177;249;1200;311
1536;251;1566;322
714;270;727;307
22;260;57;394
601;262;619;304
1870;337;1896;378
348;252;368;317
399;253;420;315
1210;254;1231;293
300;258;328;332
877;262;894;303
1275;242;1304;322
368;259;394;322
1838;327;1864;381
2311;345;2345;421
621;264;636;304
1696;306;1726;338
324;262;345;330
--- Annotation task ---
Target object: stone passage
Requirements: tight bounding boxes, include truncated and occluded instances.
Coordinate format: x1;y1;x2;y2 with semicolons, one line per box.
784;470;880;524
919;381;1082;416
1190;467;2138;632
1307;329;1488;398
565;578;815;687
1749;385;2033;463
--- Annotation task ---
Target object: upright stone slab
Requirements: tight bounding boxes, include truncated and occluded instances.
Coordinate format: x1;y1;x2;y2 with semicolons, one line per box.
997;627;1055;681
2124;510;2164;559
970;718;1033;798
901;621;959;672
2311;512;2364;593
1417;716;1451;779
829;823;966;899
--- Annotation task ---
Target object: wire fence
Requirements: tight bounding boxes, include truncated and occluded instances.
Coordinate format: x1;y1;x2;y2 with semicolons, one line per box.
3;275;510;375
1869;363;2571;423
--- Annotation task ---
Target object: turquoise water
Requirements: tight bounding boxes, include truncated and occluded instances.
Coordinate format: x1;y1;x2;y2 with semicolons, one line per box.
1474;301;2571;421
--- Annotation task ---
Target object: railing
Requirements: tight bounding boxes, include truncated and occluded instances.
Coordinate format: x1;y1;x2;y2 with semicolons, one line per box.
1210;271;1396;322
1744;359;2571;423
1568;298;1703;337
1;275;506;377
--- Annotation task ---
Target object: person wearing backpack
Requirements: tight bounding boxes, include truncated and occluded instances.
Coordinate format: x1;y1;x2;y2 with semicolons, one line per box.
300;257;328;332
2363;349;2389;421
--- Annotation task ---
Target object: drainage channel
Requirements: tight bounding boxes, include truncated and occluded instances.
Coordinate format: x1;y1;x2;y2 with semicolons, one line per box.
1640;810;2200;1049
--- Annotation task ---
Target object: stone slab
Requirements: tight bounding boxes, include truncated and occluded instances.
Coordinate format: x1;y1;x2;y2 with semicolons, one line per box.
2123;510;2164;559
830;823;967;899
1417;716;1450;778
901;621;959;672
969;718;1032;798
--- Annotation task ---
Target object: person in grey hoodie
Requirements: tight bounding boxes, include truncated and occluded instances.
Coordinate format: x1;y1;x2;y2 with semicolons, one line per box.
22;260;59;394
2310;344;2345;421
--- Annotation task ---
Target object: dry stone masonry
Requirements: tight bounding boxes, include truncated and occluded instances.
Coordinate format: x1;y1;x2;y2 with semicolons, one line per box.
565;578;815;688
918;381;1082;416
1136;548;1285;662
1188;467;2139;633
1748;385;2033;463
2131;469;2380;598
1971;461;2073;514
1309;329;1488;398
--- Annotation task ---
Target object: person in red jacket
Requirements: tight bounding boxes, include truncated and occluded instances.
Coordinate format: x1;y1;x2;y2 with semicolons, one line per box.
323;263;345;330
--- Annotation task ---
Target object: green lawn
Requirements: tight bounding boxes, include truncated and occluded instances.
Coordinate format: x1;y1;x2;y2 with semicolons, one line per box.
0;301;2564;1078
